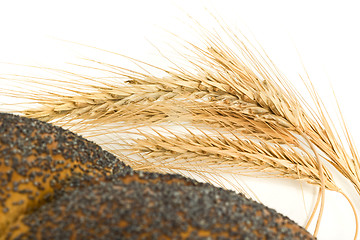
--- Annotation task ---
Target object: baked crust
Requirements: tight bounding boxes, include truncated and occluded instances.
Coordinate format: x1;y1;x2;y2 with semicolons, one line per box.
0;113;315;239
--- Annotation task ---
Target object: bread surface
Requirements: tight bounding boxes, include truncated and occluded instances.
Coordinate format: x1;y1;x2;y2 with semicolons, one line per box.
0;113;315;239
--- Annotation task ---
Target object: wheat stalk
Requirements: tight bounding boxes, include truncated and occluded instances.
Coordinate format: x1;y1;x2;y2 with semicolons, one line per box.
1;25;359;238
128;127;337;189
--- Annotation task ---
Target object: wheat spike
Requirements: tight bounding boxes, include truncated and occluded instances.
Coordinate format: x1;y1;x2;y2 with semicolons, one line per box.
1;24;359;239
129;127;337;190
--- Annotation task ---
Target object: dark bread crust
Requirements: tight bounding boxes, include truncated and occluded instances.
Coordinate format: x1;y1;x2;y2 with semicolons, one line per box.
0;113;315;239
0;112;128;236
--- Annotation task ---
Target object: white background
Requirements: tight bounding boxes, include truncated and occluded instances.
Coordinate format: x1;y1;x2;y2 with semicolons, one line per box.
1;1;360;239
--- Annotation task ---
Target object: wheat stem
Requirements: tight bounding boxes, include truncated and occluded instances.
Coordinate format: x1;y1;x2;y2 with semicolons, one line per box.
305;188;322;230
303;134;325;237
340;190;359;240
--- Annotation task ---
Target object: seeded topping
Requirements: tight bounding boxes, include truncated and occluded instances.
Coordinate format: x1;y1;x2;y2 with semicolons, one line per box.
0;113;315;239
0;113;129;235
7;177;314;240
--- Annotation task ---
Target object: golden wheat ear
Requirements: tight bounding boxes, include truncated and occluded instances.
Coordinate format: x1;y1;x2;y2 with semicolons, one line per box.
1;23;359;238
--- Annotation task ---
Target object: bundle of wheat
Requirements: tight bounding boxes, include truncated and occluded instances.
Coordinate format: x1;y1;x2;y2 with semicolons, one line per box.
0;19;359;239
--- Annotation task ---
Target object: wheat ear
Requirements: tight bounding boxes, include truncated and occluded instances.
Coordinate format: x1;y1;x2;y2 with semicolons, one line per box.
1;27;359;238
